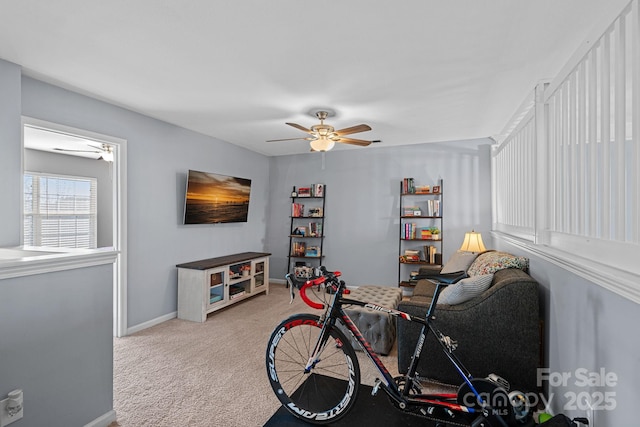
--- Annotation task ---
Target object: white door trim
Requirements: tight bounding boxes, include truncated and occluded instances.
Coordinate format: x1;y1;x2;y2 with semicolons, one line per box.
21;117;128;337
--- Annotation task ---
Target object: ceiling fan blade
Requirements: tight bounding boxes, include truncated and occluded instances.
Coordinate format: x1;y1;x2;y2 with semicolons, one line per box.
334;124;371;136
336;137;372;147
266;137;312;142
286;122;312;133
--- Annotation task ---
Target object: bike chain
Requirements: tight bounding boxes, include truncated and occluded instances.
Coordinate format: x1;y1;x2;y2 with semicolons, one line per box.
403;404;477;427
388;378;475;427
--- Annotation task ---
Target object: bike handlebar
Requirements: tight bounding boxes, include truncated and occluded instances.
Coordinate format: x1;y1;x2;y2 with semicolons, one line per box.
297;268;341;310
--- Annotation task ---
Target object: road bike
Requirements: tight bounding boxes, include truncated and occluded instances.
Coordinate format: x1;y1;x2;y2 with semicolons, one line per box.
266;267;588;427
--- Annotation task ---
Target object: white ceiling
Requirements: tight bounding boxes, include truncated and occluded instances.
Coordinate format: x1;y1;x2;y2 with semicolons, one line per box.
0;0;629;156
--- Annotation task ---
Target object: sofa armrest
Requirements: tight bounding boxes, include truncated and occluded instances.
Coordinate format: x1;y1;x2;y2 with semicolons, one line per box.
397;274;540;391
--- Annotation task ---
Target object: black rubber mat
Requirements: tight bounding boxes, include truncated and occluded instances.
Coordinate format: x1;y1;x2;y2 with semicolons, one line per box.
264;375;438;427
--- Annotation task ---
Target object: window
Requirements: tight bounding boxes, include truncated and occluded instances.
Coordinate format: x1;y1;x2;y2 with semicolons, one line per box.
23;173;97;249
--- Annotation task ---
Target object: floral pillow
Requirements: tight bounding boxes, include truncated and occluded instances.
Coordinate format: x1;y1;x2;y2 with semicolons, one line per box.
466;251;529;277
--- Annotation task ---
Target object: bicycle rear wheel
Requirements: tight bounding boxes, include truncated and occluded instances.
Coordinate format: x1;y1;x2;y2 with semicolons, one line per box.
266;313;360;424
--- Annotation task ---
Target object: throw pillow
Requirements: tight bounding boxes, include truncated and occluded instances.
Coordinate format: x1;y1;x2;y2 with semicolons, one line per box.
466;251;529;277
440;251;479;274
438;274;494;305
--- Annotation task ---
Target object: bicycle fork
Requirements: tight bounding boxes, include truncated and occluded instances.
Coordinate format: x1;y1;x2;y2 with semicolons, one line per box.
304;316;337;374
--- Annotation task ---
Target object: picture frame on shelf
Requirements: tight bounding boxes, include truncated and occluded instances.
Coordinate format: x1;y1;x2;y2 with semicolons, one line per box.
312;183;324;197
432;185;441;194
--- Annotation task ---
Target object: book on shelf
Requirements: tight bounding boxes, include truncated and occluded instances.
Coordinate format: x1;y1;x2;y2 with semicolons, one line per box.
402;178;416;194
297;187;311;197
307;207;323;217
291;203;304;217
230;291;246;300
305;246;320;257
308;222;322;237
423;245;438;264
400;253;420;263
404;223;418;239
229;284;245;295
403;178;441;195
292;241;306;256
412;226;440;240
403;206;421;216
426;199;441;216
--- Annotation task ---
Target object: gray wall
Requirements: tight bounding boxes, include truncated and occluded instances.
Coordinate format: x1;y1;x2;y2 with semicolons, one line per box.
266;140;493;286
0;264;114;427
24;148;114;248
0;59;22;245
1;62;271;426
21;76;271;328
495;240;639;425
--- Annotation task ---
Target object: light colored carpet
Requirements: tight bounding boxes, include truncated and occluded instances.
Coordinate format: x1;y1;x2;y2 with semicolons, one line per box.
109;283;401;427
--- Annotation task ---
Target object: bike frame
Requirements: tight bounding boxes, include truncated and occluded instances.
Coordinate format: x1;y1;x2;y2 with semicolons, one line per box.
297;274;492;418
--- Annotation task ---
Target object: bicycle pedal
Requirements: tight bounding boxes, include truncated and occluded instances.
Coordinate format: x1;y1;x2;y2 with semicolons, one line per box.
371;379;382;396
471;416;489;427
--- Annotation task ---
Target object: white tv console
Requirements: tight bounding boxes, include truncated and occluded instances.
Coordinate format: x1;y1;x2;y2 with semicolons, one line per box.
177;252;270;322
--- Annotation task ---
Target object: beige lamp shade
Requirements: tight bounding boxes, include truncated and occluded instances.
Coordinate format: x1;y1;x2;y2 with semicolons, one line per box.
459;230;486;253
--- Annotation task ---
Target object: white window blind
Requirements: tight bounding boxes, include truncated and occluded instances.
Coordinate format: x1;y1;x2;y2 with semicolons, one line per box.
24;173;97;249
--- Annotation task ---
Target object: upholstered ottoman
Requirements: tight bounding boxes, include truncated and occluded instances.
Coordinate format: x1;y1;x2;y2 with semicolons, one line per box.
341;285;403;355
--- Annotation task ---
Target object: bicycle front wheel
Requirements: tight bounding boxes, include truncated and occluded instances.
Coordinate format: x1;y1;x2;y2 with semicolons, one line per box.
266;313;361;424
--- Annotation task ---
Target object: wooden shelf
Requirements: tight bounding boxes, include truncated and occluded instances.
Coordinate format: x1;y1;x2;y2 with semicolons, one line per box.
289;185;326;275
399;261;442;265
399;179;443;290
399;281;417;288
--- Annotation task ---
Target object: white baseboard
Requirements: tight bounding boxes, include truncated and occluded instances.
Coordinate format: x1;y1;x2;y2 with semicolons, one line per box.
124;277;292;335
127;311;177;335
84;409;116;427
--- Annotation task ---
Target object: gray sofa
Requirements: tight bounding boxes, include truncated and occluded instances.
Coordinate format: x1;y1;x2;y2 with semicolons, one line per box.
397;267;540;392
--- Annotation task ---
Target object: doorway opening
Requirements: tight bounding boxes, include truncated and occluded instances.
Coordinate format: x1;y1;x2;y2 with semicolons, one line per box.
22;117;128;337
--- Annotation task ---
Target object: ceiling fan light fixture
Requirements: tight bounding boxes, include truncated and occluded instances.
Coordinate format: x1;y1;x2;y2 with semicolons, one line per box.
310;137;335;152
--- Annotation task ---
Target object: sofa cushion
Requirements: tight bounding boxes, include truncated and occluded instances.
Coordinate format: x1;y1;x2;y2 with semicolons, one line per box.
438;274;493;305
467;251;529;277
440;250;479;274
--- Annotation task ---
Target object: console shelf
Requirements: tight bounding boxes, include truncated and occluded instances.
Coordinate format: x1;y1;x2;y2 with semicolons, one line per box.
177;251;270;322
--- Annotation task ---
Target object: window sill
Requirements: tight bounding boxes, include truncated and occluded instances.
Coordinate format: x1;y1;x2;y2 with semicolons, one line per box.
0;246;118;280
492;231;640;304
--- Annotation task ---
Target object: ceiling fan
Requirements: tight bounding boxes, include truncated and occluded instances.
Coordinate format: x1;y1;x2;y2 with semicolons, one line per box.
267;111;372;152
54;143;114;162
